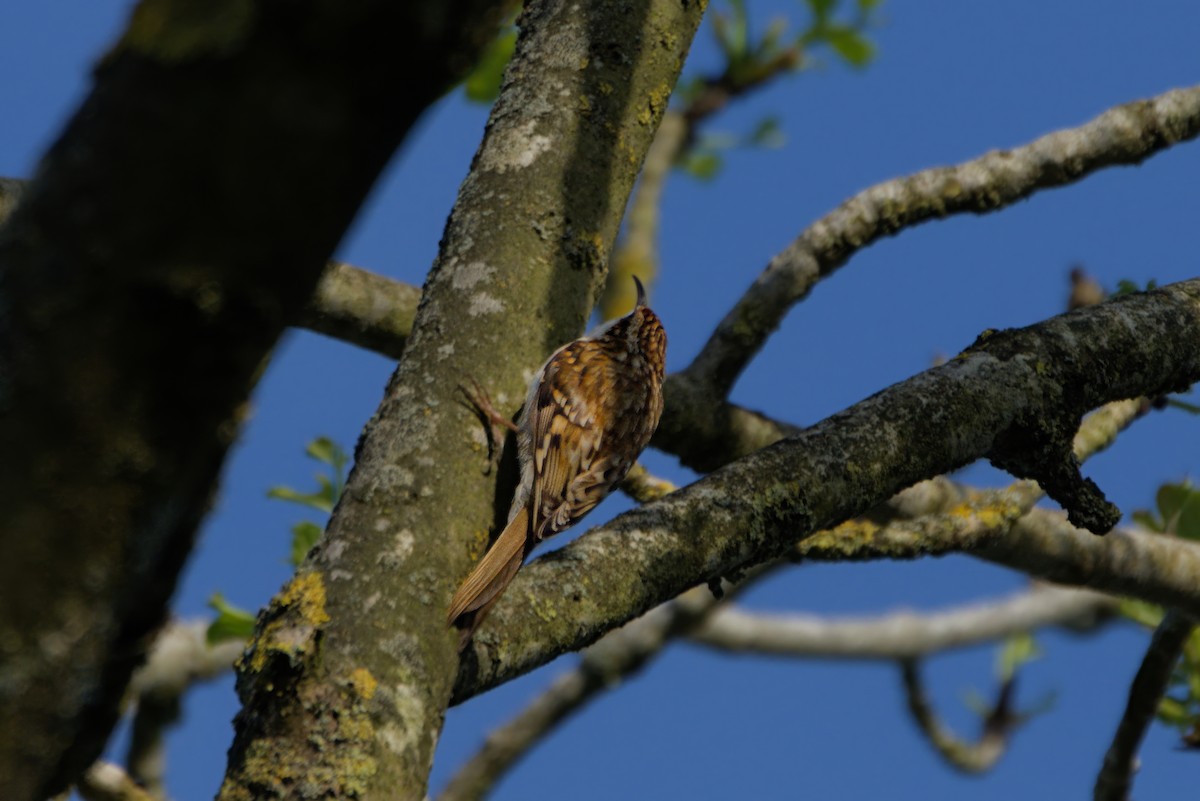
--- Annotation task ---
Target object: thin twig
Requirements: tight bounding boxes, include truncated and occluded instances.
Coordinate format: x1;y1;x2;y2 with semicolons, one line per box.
1094;610;1196;801
900;660;1015;773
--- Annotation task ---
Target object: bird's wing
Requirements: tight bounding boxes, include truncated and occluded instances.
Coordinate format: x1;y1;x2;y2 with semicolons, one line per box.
528;339;620;540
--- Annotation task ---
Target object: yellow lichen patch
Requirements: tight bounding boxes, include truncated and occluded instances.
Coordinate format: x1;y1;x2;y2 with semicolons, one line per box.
971;503;1010;530
527;589;560;623
119;0;256;62
948;502;977;520
638;84;672;126
348;667;378;701
244;571;330;673
279;570;332;626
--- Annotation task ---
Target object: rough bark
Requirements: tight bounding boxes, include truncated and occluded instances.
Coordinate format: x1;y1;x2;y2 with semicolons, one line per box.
217;1;707;799
0;1;510;797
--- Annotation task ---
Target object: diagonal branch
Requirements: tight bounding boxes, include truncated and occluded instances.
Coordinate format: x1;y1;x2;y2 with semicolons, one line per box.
439;389;1141;797
683;85;1200;397
452;278;1200;703
1094;610;1196;801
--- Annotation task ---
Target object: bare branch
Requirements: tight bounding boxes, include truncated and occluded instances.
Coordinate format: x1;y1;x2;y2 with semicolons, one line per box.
684;85;1200;397
1094;610;1196;801
692;585;1117;659
900;660;1014;774
297;262;421;359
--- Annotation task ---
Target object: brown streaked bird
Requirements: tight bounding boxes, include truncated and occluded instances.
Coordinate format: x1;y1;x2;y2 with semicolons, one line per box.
448;276;667;644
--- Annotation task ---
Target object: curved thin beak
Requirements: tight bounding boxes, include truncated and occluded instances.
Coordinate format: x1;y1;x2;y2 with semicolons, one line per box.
632;275;647;308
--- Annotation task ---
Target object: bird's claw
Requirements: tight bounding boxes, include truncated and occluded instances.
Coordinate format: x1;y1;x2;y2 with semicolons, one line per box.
458;376;519;470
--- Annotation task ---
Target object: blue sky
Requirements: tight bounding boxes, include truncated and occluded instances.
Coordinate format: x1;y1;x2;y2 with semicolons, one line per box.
3;2;1198;799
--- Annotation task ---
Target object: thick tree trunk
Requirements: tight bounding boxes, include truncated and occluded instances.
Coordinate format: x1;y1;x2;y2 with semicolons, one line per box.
0;2;509;798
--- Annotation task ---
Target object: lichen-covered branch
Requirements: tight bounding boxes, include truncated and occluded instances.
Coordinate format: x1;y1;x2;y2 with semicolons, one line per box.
218;1;707;799
1094;610;1196;801
692;585;1117;658
0;1;511;797
452;279;1200;702
439;396;1137;796
684;84;1200;397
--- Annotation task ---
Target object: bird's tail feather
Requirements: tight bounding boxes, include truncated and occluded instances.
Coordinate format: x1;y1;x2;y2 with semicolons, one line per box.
447;506;529;627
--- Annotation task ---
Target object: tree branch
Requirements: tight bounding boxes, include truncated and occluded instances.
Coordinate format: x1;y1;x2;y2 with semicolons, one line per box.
453;279;1200;702
900;660;1015;774
683;85;1200;398
439;393;1139;796
0;1;512;797
124;621;244;797
297;261;422;359
1094;610;1196;801
692;585;1117;659
218;1;708;798
3;172;803;484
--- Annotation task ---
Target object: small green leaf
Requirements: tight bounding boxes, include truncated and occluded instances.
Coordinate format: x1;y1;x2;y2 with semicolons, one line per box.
315;473;338;506
305;437;349;492
1182;629;1200;668
463;30;517;104
1159;695;1191;726
305;436;338;466
1118;598;1164;629
998;632;1041;682
713;1;750;62
1131;508;1164;533
680;151;723;180
805;0;836;20
206;593;256;645
290;521;324;568
1176;489;1200;541
1157;482;1194;534
267;485;335;513
749;116;786;148
1114;278;1158;296
823;24;874;66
